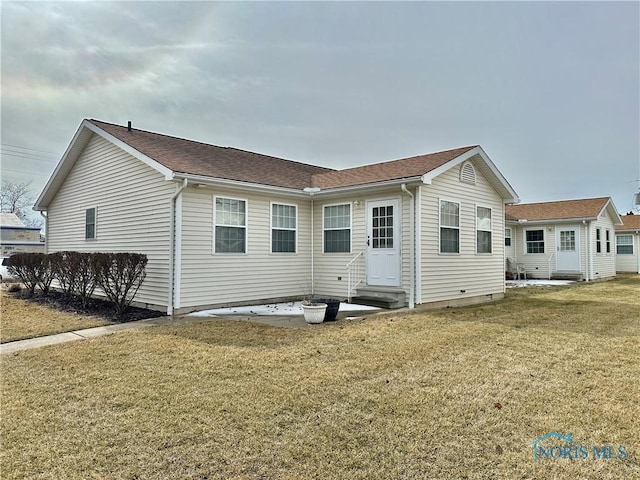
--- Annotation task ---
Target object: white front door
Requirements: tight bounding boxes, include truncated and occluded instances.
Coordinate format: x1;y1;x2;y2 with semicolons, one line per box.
556;226;580;271
366;199;401;286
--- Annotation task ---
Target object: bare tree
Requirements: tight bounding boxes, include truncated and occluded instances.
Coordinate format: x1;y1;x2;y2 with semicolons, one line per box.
0;179;42;227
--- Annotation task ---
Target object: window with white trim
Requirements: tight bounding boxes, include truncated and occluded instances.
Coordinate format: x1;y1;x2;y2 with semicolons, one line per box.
214;197;246;253
606;229;611;253
440;200;460;253
596;228;601;253
85;207;96;240
323;204;351;253
616;235;633;255
271;203;296;253
525;229;544;253
476;206;492;253
505;227;512;247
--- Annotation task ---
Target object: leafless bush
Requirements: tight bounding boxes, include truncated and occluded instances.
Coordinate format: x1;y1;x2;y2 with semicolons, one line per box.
92;253;148;317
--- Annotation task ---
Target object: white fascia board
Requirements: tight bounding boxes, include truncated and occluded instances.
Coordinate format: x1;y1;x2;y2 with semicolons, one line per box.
84;121;174;180
421;146;520;203
421;147;479;184
599;198;623;225
34;120;91;210
173;174;310;198
34;119;176;210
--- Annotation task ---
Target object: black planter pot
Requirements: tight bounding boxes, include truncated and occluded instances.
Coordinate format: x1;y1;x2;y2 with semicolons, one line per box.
315;298;341;322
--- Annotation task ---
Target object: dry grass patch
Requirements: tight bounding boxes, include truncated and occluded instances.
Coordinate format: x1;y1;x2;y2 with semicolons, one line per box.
2;276;639;479
1;290;110;343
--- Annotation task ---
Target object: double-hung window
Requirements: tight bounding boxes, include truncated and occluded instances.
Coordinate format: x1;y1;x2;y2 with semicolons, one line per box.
271;203;297;253
476;206;492;253
505;228;512;247
525;229;544;253
606;230;611;253
616;235;633;255
440;200;460;253
324;204;351;253
596;228;601;253
214;197;246;253
85;207;96;240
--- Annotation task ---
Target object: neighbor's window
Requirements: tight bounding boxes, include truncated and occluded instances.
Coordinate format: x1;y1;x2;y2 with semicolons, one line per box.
324;204;351;253
214;197;246;253
440;200;460;253
271;203;297;253
476;206;492;254
596;228;601;253
505;228;512;247
616;234;633;255
525;229;544;253
606;229;611;253
85;207;96;240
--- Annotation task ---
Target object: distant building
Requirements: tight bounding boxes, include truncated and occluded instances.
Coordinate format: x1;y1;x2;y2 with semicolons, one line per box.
0;213;45;256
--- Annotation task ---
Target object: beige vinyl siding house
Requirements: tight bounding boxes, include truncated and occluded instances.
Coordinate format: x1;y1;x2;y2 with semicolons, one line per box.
35;119;519;314
615;214;640;274
177;186;314;311
505;197;622;281
44;133;175;308
418;162;506;306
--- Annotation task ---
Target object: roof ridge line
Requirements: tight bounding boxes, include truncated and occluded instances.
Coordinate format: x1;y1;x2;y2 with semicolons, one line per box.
88;119;335;173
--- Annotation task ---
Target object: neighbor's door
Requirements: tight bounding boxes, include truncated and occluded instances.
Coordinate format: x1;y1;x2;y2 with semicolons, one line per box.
366;199;401;286
556;226;580;271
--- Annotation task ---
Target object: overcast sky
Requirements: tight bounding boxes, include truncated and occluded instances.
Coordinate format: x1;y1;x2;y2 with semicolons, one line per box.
2;1;639;217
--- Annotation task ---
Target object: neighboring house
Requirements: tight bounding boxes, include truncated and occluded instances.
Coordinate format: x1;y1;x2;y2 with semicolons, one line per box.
34;119;519;314
0;213;45;256
505;197;622;281
615;214;640;273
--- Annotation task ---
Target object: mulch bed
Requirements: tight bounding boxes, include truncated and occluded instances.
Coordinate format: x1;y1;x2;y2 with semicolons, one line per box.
9;288;165;323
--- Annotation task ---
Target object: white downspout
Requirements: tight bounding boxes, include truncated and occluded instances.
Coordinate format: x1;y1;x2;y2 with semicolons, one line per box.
586;220;593;281
636;231;640;274
168;178;188;315
310;196;314;296
415;185;422;304
401;184;415;309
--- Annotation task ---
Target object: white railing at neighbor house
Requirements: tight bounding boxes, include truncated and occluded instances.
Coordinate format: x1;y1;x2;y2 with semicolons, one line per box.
346;251;365;302
547;252;555;280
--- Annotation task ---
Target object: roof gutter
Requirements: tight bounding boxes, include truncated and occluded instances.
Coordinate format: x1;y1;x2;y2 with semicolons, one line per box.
507;216;599;225
168;178;188;315
172;173;309;198
310;177;424;196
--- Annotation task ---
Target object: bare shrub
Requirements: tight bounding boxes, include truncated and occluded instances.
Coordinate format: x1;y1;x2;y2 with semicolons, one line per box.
51;252;77;299
6;254;39;297
75;253;97;308
35;254;55;295
93;253;147;317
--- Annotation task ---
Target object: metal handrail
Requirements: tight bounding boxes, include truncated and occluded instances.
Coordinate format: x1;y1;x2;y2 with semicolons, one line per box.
346;251;365;302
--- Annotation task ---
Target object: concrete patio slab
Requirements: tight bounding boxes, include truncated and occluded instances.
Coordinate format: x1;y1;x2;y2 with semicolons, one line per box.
1;306;381;354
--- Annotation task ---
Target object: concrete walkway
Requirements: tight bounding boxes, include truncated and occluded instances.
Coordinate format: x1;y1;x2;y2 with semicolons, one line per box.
0;315;207;354
1;309;377;354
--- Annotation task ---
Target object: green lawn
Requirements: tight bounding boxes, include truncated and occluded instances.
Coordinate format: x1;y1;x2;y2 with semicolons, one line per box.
2;276;639;479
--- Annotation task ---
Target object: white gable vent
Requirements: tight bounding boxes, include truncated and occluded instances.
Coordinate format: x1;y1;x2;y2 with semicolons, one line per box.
460;162;476;185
